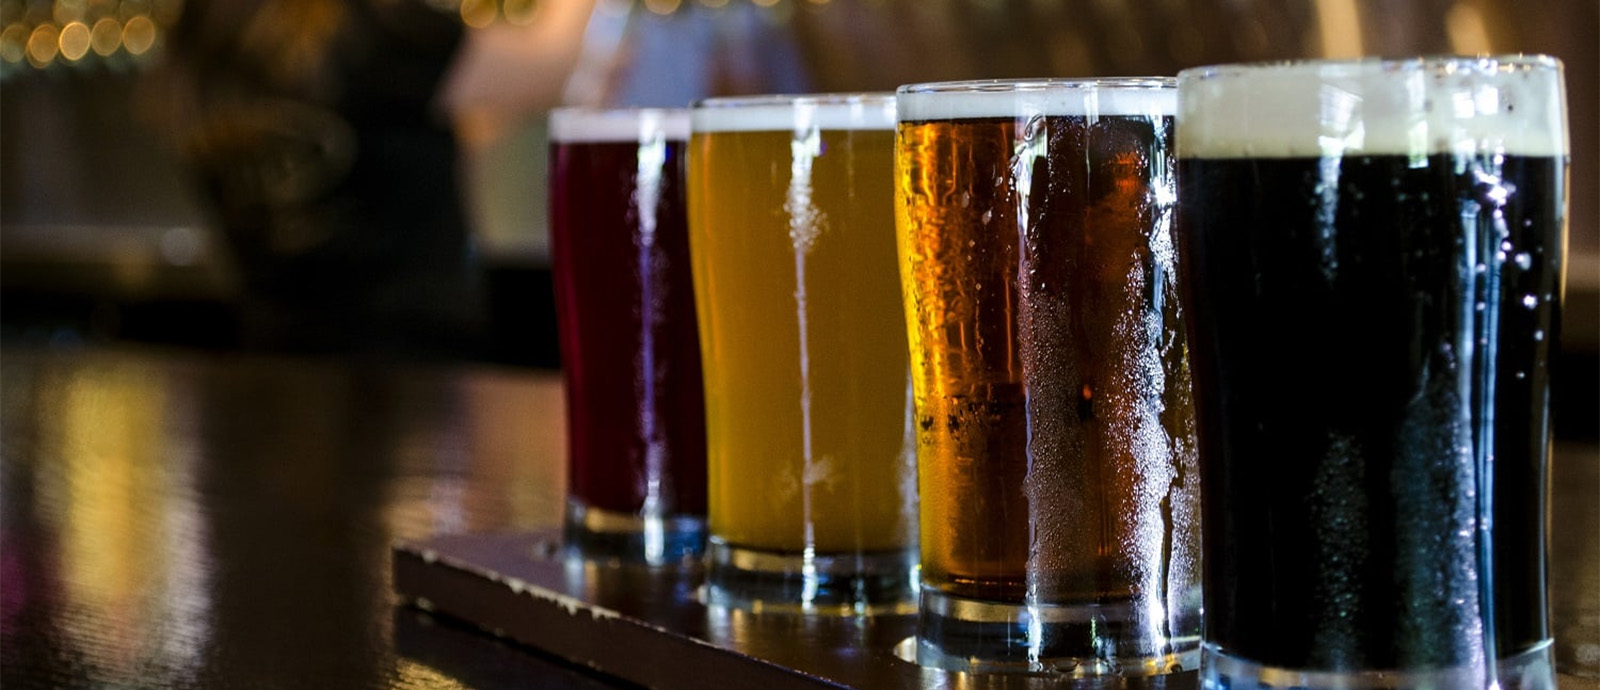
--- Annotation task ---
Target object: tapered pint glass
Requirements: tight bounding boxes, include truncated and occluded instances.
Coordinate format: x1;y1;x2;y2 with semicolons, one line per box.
897;79;1200;675
549;108;707;565
688;94;918;614
1176;56;1567;690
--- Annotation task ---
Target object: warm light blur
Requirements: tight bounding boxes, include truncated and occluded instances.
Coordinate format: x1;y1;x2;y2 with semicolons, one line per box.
1314;0;1364;57
1446;2;1493;54
58;20;89;61
0;24;28;62
53;0;87;25
644;0;681;15
33;364;212;678
26;23;59;67
89;17;120;56
0;0;173;69
459;0;497;28
121;14;154;54
501;0;540;26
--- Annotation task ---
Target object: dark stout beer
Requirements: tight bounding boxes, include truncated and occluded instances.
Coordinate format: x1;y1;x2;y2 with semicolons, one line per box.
1181;153;1562;669
1177;57;1566;688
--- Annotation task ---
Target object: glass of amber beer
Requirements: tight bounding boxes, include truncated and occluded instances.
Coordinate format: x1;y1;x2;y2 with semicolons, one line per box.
897;79;1199;675
1176;57;1567;690
549;108;707;565
688;94;918;614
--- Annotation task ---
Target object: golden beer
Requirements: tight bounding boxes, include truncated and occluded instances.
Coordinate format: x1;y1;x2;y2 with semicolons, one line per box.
688;95;915;612
896;80;1198;672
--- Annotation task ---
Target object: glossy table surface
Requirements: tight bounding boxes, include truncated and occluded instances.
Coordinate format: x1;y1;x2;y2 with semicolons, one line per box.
1;345;1596;689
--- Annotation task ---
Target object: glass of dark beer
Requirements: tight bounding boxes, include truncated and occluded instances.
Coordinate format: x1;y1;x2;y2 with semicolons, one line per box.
549;107;707;565
1176;56;1567;690
896;79;1200;675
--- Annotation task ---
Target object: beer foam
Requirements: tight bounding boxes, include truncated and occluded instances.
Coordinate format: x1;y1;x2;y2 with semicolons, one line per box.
549;108;690;143
895;79;1177;121
1177;56;1569;158
691;94;896;132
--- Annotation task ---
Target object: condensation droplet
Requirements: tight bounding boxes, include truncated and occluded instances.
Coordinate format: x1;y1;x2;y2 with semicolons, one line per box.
1514;252;1532;270
1522;294;1538;309
1533;330;1545;342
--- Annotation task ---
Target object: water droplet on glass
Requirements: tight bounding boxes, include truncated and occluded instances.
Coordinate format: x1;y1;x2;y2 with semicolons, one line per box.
1514;252;1532;270
1500;240;1514;253
1515;371;1526;380
1534;330;1545;342
1522;294;1538;309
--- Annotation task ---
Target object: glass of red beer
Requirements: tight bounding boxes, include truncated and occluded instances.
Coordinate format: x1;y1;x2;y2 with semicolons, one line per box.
549;107;707;565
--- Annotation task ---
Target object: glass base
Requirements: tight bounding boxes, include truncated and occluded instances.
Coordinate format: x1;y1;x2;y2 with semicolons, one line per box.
701;537;917;615
914;587;1200;676
1200;639;1556;690
562;500;706;566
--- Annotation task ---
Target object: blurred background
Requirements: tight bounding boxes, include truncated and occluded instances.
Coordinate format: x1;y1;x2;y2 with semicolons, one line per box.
1;0;1595;435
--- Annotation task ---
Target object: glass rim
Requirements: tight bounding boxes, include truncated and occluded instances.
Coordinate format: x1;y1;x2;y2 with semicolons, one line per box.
1177;53;1562;81
691;92;895;110
548;105;691;117
690;92;897;132
897;77;1176;95
548;106;690;142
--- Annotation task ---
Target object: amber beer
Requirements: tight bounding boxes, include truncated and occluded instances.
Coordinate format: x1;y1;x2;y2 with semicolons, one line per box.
897;80;1198;673
688;94;916;613
1178;57;1566;690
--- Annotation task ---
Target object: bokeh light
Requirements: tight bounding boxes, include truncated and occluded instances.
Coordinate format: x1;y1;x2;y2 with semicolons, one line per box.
501;0;540;26
26;22;59;67
121;13;153;55
89;17;119;56
644;0;680;15
58;20;89;61
459;0;496;29
0;23;28;63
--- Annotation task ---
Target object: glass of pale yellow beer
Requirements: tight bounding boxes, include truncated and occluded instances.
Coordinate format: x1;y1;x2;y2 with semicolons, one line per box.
896;79;1200;674
687;93;917;615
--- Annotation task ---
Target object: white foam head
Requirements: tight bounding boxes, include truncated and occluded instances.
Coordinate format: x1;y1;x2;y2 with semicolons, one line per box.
549;107;690;143
691;94;896;133
1177;55;1569;158
896;78;1176;122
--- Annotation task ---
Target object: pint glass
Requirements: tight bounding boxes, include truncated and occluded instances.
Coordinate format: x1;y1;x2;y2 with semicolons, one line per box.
688;94;917;614
1176;56;1567;689
897;79;1200;674
549;108;707;565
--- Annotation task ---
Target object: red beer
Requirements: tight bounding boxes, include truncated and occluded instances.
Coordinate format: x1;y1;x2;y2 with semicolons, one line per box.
549;108;706;562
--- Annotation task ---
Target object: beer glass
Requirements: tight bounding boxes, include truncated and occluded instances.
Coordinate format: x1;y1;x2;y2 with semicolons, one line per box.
688;94;917;614
1176;56;1567;690
549;108;707;565
897;79;1199;675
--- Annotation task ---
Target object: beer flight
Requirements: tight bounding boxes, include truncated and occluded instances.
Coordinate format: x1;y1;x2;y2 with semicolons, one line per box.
546;55;1569;690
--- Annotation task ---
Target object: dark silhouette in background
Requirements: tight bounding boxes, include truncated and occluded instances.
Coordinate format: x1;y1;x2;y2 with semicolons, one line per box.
143;0;486;358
